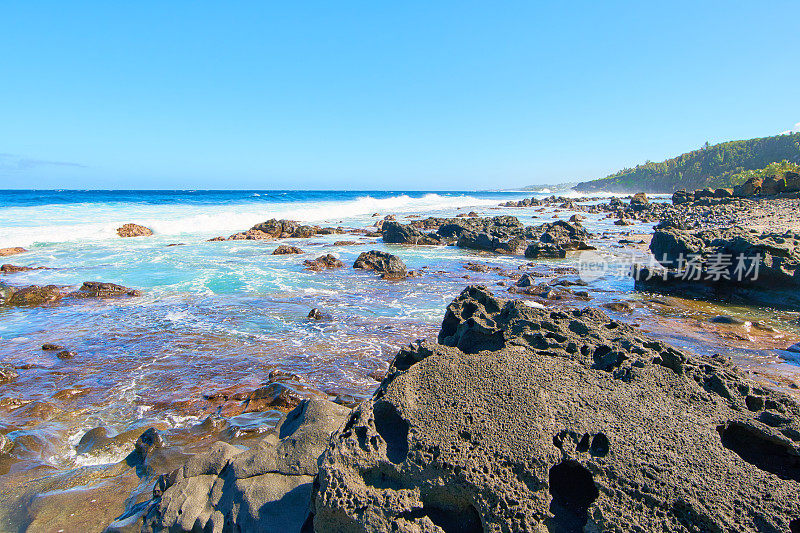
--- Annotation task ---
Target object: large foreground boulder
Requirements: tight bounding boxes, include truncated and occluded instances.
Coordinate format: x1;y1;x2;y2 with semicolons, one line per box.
136;400;350;532
311;286;800;532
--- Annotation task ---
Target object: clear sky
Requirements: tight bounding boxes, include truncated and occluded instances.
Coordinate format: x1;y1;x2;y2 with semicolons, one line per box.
1;1;799;190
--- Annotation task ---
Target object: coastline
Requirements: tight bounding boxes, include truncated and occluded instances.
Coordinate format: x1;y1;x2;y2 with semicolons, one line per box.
0;190;799;531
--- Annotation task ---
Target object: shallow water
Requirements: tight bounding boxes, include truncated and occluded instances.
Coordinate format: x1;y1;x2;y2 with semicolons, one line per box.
1;189;798;530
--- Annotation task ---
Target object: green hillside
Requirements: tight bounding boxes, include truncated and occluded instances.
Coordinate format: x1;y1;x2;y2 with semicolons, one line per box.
573;132;800;193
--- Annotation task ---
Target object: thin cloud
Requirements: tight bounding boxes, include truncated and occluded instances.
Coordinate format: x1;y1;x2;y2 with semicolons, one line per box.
0;153;87;171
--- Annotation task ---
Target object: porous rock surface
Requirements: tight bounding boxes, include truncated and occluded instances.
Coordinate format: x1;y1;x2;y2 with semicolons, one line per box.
138;399;350;532
311;285;800;532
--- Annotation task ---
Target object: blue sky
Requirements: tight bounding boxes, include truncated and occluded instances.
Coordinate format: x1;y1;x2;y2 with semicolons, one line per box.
1;2;798;190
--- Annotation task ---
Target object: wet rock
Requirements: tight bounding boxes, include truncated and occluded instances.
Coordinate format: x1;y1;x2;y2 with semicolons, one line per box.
786;343;800;354
41;343;64;351
56;350;76;359
0;366;18;384
457;231;527;254
331;240;357;246
303;254;344;270
353;250;407;279
381;221;444;245
134;428;164;463
0;264;47;273
711;315;746;325
0;247;27;257
3;284;63;306
227;229;275;241
71;281;142;298
271;244;303;255
313;286;800;532
140;400;350;533
601;300;633;313
307;308;324;320
614;218;633;226
116;223;153;237
524;242;566;258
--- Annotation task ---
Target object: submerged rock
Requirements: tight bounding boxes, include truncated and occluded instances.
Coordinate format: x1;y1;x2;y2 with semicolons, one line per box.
116;223;153;238
311;286;800;532
353;251;407;279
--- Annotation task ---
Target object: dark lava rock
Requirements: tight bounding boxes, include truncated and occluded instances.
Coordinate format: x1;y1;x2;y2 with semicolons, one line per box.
524;242;567;259
634;227;800;309
272;245;303;255
353;251;407;278
136;400;350;533
381;221;443;245
71;281;142;298
312;286;800;532
307;308;323;320
614;218;633;226
303;254;345;271
457;231;527;254
56;350;76;360
41;343;64;351
116;223;153;237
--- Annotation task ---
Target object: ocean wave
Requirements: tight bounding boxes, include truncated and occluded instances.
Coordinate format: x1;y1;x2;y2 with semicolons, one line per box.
0;193;503;246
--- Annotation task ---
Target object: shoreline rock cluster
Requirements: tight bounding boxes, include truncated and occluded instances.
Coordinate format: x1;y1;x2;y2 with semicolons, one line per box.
633;226;800;309
120;286;800;532
209;219;347;242
382;215;594;258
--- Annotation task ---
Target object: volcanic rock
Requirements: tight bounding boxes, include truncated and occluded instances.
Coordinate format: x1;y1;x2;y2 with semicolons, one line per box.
635;227;800;309
116;223;153;238
71;281;142;298
312;286;800;532
0;247;27;257
272;245;303;255
303;254;344;271
140;400;350;532
353;251;407;278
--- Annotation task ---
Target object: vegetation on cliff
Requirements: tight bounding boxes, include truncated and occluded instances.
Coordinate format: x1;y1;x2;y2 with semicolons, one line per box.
573;132;800;193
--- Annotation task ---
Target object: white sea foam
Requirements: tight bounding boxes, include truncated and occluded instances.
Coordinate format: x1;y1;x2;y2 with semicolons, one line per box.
0;193;504;247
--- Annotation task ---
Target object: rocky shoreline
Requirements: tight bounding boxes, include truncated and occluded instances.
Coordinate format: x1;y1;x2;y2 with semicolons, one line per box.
102;287;800;532
2;192;800;532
